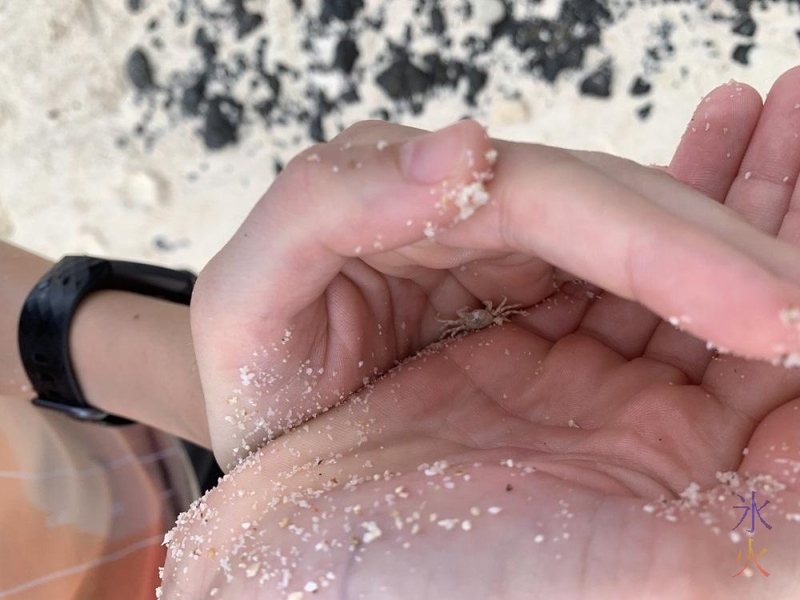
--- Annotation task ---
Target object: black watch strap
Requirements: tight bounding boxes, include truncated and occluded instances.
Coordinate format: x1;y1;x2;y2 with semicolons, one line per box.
18;255;196;426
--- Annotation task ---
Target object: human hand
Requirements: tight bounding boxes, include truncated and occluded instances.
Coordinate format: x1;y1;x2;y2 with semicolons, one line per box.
192;72;800;471
165;69;800;598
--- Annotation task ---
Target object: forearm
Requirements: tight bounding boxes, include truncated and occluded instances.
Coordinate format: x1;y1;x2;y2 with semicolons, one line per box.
0;242;210;447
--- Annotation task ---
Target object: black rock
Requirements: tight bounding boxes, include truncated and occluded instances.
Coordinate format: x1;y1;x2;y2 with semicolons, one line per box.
630;76;651;96
464;66;488;105
732;15;756;37
540;57;563;84
126;48;155;90
230;0;264;39
316;90;336;116
489;7;512;41
509;17;600;84
732;43;754;65
309;114;325;142
322;0;364;22
340;86;360;104
181;75;207;115
263;72;281;99
255;98;277;121
376;55;434;100
637;103;653;120
422;53;460;88
376;51;484;107
567;0;612;24
194;27;218;64
334;37;359;73
430;6;446;35
404;23;413;44
202;96;243;150
580;62;613;98
153;236;190;252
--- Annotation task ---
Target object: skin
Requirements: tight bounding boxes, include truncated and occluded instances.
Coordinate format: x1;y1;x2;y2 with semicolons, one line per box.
0;243;209;446
156;69;800;598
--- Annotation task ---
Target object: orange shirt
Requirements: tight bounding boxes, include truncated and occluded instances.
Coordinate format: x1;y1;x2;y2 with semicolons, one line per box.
0;396;196;600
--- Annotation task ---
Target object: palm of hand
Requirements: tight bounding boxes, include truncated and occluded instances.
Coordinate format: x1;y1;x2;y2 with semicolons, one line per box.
165;292;800;599
332;294;799;597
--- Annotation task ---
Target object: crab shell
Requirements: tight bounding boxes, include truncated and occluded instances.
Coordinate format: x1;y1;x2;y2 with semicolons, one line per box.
463;309;494;330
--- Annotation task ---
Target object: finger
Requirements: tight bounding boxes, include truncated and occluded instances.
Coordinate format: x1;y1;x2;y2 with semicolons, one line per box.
579;82;762;361
668;80;763;202
644;81;763;381
704;68;800;418
438;141;800;363
558;149;800;285
738;398;800;495
727;67;800;235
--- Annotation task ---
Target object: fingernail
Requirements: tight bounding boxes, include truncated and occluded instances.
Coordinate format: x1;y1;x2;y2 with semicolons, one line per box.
399;121;466;183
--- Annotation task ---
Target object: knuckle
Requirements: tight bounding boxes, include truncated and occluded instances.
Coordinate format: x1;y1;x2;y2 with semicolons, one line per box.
281;144;327;192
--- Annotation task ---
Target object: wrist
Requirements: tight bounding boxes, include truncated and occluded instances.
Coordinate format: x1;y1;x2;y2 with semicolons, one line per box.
70;290;210;446
1;242;210;446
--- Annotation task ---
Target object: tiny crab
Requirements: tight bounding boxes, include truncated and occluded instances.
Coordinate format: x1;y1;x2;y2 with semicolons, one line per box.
435;296;528;340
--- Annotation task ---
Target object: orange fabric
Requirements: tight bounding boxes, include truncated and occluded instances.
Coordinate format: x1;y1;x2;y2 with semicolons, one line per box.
0;397;195;600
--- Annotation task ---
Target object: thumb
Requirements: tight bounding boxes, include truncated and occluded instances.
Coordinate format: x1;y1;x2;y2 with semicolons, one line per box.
193;119;493;353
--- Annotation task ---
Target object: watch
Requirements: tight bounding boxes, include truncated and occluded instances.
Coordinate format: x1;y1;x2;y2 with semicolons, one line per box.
17;255;196;425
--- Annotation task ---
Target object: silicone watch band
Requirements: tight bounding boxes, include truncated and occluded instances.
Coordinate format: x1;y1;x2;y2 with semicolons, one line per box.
18;255;196;425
